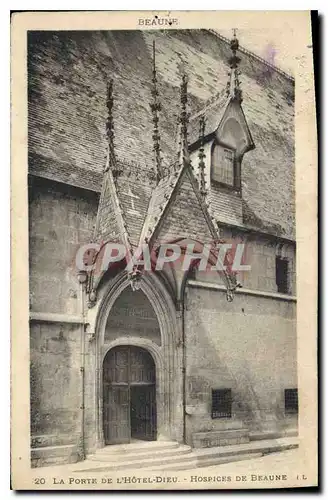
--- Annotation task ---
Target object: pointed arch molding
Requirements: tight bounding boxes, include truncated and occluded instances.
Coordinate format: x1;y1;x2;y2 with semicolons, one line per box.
85;270;184;449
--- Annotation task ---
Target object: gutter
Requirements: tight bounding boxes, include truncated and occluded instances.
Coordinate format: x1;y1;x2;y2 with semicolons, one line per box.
78;282;86;461
181;293;187;445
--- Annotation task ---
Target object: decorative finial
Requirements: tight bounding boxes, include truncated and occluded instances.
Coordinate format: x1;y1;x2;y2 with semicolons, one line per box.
198;115;207;199
128;266;142;291
150;40;163;183
105;80;115;171
105;80;121;177
179;72;190;166
226;273;242;302
226;29;243;103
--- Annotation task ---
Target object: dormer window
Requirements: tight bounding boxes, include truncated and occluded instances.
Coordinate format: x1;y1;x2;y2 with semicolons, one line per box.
211;143;239;189
189;86;255;197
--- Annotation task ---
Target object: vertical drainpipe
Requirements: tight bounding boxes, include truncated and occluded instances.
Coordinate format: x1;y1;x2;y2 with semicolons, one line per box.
182;295;186;445
178;285;187;445
178;278;188;445
77;271;87;461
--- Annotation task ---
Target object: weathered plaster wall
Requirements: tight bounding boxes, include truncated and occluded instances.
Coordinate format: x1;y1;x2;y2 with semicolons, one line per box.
30;322;82;448
184;285;297;445
29;178;98;314
220;227;296;296
196;228;296;296
28;180;98;465
240;236;296;295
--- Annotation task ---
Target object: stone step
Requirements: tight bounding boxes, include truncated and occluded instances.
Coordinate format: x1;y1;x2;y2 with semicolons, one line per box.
88;444;191;463
73;437;299;473
249;428;298;441
92;440;180;456
75;445;193;472
145;438;298;471
147;452;263;471
145;458;198;471
193;436;298;461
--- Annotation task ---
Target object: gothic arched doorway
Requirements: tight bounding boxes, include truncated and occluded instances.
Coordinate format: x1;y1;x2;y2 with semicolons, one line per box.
103;345;157;445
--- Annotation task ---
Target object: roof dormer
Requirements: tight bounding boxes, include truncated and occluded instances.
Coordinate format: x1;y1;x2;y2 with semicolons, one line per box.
188;32;255;226
210;101;254;192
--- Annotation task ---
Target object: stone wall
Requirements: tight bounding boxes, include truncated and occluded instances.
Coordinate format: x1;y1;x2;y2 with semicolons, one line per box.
29;179;98;465
30;321;82;466
240;235;296;296
28;177;98;314
184;284;297;446
196;227;296;296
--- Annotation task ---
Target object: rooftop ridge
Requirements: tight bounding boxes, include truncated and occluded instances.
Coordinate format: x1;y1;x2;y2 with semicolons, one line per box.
207;29;294;82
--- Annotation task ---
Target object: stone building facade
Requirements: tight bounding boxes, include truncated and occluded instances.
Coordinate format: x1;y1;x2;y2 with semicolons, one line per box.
28;29;297;467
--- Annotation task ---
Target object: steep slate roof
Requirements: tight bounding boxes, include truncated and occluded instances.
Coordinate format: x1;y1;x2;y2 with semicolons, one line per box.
188;90;228;146
114;170;154;248
138;163;181;247
28;29;295;240
93;163;156;251
151;166;219;248
188;90;255;151
93;170;125;246
29;151;103;192
139;156;220;250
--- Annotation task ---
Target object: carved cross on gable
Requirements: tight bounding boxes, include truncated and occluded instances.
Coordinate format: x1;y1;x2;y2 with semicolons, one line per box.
122;186;140;215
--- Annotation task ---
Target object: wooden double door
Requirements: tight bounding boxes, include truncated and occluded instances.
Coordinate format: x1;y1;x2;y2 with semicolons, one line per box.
103;346;157;445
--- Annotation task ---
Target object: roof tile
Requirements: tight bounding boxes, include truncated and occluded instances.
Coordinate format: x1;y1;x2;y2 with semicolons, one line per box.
28;29;295;240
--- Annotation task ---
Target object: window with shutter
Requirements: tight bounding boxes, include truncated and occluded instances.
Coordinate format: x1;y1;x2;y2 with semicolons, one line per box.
211;145;235;187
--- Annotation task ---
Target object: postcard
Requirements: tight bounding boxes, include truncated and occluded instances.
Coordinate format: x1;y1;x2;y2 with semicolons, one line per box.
11;10;317;490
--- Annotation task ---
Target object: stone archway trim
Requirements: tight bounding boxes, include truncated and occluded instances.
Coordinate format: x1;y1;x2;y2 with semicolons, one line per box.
86;270;184;449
